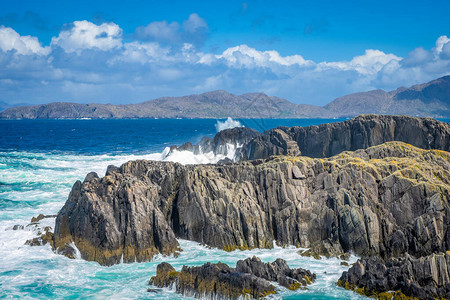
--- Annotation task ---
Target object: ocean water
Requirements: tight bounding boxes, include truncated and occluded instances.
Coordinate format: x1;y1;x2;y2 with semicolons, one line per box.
0;118;369;299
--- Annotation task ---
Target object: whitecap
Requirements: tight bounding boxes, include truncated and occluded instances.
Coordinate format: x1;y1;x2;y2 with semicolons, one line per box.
215;117;243;132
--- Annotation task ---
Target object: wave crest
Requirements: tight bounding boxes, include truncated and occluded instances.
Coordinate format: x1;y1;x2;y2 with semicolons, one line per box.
215;117;243;132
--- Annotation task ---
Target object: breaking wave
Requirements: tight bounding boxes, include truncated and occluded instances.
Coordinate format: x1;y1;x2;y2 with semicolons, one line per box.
215;117;244;132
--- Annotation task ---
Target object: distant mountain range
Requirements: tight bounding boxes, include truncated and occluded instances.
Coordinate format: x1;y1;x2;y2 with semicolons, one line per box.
1;75;449;119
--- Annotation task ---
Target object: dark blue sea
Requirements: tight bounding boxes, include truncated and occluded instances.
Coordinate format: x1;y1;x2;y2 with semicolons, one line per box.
0;118;374;299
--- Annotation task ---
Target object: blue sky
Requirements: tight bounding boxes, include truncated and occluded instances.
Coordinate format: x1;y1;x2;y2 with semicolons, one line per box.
0;0;449;106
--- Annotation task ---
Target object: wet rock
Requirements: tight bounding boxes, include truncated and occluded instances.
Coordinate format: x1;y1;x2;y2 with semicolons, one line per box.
338;253;450;299
30;214;56;223
12;225;24;230
149;257;315;299
235;256;315;289
25;226;54;247
53;141;450;266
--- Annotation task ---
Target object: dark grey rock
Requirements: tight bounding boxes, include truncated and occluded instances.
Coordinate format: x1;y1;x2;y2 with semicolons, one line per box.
149;257;315;299
338;253;450;299
53;140;450;266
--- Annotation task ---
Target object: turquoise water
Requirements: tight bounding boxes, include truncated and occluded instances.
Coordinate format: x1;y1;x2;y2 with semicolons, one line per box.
0;118;367;299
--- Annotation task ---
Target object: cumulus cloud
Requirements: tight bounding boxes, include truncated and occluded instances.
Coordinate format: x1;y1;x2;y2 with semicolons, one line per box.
0;20;449;106
109;41;170;64
135;13;208;47
214;44;313;68
0;25;49;55
51;21;122;53
435;35;450;54
321;49;401;75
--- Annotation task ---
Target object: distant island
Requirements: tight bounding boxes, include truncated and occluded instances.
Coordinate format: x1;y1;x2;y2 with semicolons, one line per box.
1;75;449;119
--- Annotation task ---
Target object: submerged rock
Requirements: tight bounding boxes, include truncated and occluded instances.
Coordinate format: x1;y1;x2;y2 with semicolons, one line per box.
53;141;450;266
149;257;315;299
338;253;450;299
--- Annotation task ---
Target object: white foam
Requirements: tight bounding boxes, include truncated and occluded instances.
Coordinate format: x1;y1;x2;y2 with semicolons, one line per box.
162;143;239;165
0;148;365;298
215;117;243;132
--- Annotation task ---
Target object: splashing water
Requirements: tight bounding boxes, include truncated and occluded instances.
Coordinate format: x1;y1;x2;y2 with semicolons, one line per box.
215;117;244;132
0;118;365;299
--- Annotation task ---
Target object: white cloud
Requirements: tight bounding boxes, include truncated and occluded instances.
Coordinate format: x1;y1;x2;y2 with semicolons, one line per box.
135;14;209;46
182;13;208;33
0;26;49;55
435;35;449;54
320;49;401;75
441;42;450;60
51;21;122;53
110;41;170;64
215;44;313;68
135;20;180;43
401;47;433;67
0;23;449;107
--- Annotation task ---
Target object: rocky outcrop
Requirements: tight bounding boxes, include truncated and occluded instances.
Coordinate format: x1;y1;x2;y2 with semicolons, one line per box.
53;141;450;266
338;253;450;299
149;256;315;299
246;114;450;159
166;115;450;162
235;256;315;289
53;170;179;266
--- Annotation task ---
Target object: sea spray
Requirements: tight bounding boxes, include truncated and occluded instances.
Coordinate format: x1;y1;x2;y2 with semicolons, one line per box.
0;118;363;299
215;117;244;132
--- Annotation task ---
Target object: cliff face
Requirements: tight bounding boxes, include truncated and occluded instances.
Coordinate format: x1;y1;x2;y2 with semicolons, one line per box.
53;141;450;266
339;253;450;299
246;115;450;159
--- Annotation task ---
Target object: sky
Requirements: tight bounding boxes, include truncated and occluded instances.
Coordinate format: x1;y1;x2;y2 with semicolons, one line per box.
0;0;449;106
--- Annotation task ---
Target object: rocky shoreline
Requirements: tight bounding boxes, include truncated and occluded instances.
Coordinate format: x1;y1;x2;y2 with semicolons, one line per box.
48;115;450;299
339;252;450;299
150;256;315;299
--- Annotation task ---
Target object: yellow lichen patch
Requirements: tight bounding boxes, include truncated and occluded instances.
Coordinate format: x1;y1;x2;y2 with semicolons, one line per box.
222;244;252;252
288;282;302;290
339;279;422;300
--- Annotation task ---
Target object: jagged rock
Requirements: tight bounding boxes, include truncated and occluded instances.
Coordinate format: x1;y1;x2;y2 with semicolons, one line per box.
149;257;315;299
167;115;449;164
292;165;306;179
53;140;450;266
30;214;56;223
12;225;24;230
246;115;450;159
338;253;450;299
25;226;54;247
235;256;315;289
54;173;179;265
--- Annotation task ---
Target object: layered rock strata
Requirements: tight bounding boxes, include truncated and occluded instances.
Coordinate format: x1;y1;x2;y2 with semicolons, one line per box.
149;256;315;299
168;115;450;161
338;253;450;299
53;141;450;266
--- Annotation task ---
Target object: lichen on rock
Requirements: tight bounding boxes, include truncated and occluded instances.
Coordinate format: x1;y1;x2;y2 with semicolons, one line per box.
149;256;315;299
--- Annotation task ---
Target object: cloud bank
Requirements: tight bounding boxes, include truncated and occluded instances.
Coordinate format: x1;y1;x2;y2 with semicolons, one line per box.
0;16;449;106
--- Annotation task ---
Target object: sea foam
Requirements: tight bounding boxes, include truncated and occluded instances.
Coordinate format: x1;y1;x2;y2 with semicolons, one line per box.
0;118;363;299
